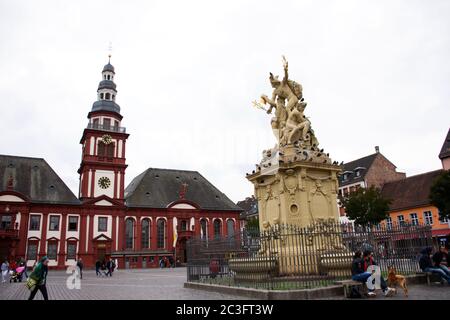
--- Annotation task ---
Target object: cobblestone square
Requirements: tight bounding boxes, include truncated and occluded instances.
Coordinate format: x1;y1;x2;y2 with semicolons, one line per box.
1;267;449;300
0;267;250;300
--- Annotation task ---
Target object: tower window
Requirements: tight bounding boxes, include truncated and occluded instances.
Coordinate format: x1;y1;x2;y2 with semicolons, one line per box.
112;94;115;100
104;75;107;80
100;93;104;99
107;75;111;80
105;93;111;100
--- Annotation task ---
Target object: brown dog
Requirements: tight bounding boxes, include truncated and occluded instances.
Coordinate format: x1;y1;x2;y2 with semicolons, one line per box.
387;266;408;297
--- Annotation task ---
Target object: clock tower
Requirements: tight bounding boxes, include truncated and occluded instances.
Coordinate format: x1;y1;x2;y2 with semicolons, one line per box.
78;57;129;201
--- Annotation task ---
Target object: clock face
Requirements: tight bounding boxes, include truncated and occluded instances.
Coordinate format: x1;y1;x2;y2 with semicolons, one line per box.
101;134;112;145
98;176;111;189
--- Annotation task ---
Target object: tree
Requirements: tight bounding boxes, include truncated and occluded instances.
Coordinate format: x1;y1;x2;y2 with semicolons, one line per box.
341;186;391;226
429;170;450;221
245;217;260;233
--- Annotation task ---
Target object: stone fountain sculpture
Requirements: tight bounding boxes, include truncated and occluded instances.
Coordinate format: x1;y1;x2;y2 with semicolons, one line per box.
229;58;351;282
249;56;341;230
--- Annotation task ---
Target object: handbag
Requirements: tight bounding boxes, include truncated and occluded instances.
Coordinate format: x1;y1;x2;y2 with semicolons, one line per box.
26;277;37;291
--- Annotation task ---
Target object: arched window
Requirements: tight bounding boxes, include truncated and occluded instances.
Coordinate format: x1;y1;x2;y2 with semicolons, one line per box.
107;75;111;80
200;219;207;239
112;94;115;100
157;219;166;249
181;220;187;231
213;219;222;239
227;219;235;238
105;92;111;100
141;219;150;249
125;218;134;249
100;93;104;99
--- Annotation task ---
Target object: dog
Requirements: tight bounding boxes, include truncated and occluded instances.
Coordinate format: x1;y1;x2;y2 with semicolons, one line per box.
387;266;408;297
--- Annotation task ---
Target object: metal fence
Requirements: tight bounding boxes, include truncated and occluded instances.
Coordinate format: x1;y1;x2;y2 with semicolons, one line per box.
186;221;432;290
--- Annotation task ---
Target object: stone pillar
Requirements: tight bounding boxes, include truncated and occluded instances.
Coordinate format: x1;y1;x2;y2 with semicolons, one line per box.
38;213;48;260
111;215;117;251
78;214;87;259
57;214;67;268
151;218;157;250
135;216;141;251
118;215;125;251
17;211;29;259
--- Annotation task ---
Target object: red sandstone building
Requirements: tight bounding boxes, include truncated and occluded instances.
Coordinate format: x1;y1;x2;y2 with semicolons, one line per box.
0;60;241;269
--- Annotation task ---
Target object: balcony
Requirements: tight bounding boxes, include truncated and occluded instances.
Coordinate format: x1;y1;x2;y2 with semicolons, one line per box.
87;123;126;133
0;228;19;239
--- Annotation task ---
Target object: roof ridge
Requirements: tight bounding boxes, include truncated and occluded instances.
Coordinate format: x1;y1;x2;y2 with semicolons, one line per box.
383;169;443;186
0;154;45;161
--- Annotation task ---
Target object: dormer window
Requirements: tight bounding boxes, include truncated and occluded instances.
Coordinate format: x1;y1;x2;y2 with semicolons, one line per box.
354;167;366;178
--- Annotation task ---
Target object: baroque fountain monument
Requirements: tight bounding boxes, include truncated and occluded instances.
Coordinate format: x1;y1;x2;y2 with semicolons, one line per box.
229;57;350;281
248;56;341;230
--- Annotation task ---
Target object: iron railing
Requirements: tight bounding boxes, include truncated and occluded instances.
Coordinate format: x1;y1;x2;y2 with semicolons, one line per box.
87;123;126;133
186;221;432;290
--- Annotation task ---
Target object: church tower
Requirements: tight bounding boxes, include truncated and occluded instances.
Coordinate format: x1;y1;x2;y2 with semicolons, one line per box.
78;56;129;201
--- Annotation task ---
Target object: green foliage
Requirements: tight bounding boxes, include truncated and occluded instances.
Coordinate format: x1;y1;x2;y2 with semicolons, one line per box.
342;186;391;225
430;170;450;220
246;217;260;232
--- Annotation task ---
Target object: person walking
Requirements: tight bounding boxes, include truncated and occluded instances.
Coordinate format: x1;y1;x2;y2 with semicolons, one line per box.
106;258;112;277
1;259;9;283
420;247;450;284
27;256;49;300
76;258;84;279
95;260;101;276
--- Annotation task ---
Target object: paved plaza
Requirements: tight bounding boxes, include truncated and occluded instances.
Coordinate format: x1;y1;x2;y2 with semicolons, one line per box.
1;267;449;300
0;267;250;300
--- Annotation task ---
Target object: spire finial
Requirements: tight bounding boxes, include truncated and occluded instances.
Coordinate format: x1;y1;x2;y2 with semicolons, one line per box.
108;41;112;63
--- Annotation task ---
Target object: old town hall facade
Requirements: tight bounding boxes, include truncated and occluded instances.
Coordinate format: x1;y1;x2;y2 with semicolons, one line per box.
0;60;241;269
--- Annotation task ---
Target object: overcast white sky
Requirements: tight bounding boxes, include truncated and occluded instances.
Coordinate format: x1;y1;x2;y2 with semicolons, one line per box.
1;0;449;203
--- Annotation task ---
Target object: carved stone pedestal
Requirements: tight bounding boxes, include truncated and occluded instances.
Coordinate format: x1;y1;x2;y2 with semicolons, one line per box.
247;158;341;230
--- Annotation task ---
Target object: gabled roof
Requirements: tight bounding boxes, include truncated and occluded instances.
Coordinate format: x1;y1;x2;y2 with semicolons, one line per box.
0;155;80;205
381;169;443;211
439;128;450;160
339;153;378;187
124;168;241;211
237;196;258;215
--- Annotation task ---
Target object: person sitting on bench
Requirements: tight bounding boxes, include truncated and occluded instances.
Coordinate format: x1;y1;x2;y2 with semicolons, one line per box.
419;247;450;284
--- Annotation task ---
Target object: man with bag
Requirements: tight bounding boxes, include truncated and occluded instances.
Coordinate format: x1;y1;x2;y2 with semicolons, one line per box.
26;256;49;300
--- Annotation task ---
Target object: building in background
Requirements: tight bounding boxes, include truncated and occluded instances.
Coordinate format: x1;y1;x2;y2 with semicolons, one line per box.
380;169;448;245
439;128;450;170
338;146;406;216
236;195;258;228
0;59;241;269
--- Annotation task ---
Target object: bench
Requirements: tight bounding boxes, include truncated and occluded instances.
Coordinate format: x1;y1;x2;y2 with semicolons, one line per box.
335;280;366;298
417;271;445;286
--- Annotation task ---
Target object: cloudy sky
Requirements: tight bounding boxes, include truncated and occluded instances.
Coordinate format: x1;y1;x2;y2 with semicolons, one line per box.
1;0;449;202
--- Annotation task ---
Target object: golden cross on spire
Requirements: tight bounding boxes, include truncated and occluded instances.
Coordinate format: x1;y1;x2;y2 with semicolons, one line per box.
108;42;112;63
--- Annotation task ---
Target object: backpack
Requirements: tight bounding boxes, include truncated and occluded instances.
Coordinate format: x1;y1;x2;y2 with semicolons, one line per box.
349;286;362;299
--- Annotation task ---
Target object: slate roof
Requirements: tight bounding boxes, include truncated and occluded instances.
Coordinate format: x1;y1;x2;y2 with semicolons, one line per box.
125;168;242;211
0;155;80;205
236;196;258;219
98;80;117;91
91;100;121;114
339;153;378;187
102;63;115;73
439;128;450;160
381;169;443;211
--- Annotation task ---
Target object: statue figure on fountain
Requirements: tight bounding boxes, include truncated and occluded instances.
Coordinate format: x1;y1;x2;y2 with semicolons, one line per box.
254;56;326;163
